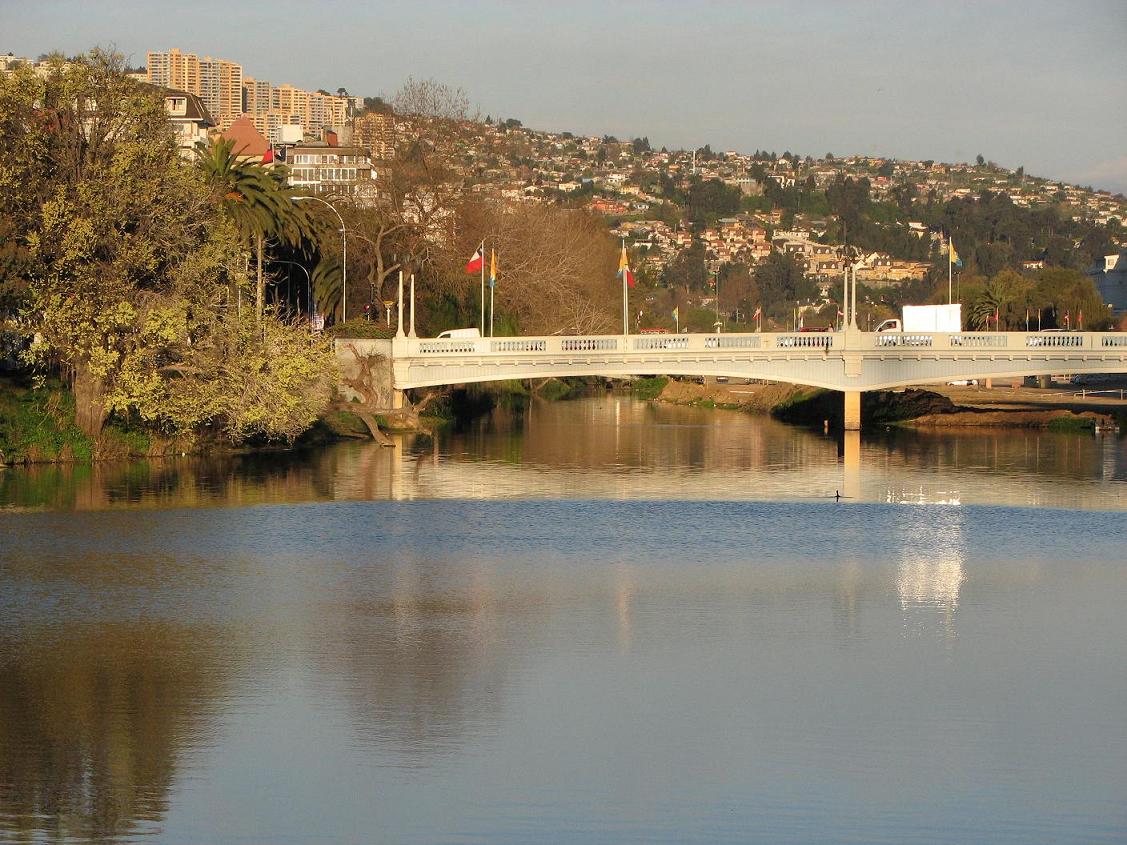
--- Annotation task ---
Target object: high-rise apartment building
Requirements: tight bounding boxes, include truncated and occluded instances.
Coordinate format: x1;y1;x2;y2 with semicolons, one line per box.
147;49;351;138
243;76;272;115
146;48;200;100
354;112;399;161
147;49;242;129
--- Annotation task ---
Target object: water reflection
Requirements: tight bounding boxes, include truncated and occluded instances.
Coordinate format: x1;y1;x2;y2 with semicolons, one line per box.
895;509;967;636
312;555;517;759
1;397;1124;512
0;622;226;842
1;499;1125;843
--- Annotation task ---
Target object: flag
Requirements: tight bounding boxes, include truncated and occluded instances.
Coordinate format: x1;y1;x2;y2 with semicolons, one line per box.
261;147;273;164
618;244;635;288
274;146;287;163
753;306;762;319
949;238;963;268
672;306;679;322
489;248;497;288
465;245;484;274
1078;308;1083;328
837;309;845;317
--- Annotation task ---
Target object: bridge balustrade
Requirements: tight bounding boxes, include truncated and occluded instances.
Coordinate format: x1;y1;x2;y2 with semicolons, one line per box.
562;338;620;352
877;334;934;347
776;334;833;348
1026;333;1083;348
633;336;688;350
418;340;479;353
1102;336;1127;347
951;334;1008;347
492;339;547;352
708;335;761;349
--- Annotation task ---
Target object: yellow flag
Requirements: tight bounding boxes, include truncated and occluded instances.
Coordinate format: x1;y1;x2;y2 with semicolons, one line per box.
489;248;496;287
949;238;962;267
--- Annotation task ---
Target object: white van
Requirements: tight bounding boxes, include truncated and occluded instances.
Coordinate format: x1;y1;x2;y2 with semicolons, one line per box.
436;328;482;340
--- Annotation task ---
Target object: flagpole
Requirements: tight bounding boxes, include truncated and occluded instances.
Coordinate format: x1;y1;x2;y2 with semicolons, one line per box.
622;238;629;338
479;239;485;334
948;235;953;305
489;248;495;338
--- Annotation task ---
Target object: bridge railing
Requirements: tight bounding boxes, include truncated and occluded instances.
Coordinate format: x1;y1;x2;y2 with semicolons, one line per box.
860;331;1123;351
406;331;1127;358
408;332;841;356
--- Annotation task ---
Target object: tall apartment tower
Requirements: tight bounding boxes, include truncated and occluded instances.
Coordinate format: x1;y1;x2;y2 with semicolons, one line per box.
146;48;200;94
147;49;243;130
243;76;272;115
198;56;243;129
354;112;399;161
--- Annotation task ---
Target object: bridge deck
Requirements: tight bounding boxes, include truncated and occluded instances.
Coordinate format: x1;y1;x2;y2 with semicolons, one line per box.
382;330;1127;393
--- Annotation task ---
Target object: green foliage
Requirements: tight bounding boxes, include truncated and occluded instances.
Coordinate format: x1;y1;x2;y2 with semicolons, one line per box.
1047;416;1095;432
195;138;311;248
0;52;339;444
0;381;93;463
686;177;741;223
326;317;395;339
755;252;815;317
631;376;668;400
536;378;581;401
962;266;1108;330
320;410;373;439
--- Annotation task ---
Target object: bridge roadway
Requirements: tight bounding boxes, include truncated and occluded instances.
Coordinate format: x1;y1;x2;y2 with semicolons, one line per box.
377;328;1127;429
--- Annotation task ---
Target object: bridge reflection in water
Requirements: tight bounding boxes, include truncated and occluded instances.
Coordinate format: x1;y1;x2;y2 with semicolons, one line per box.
4;397;1123;512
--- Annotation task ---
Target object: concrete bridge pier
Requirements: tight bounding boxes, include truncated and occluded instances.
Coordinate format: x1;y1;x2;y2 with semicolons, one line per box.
843;390;862;431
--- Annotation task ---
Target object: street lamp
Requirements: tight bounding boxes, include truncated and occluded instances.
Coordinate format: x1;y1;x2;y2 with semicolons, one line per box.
294;196;347;324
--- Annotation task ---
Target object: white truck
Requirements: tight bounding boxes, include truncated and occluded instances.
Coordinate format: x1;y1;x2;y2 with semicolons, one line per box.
435;328;482;339
875;304;962;333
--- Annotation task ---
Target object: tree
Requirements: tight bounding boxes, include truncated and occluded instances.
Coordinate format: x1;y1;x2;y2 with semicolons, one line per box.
663;242;708;292
392;77;470;121
976;154;985;166
0;51;336;440
432;201;619;335
195;138;313;322
0;51;221;433
754;252;814;317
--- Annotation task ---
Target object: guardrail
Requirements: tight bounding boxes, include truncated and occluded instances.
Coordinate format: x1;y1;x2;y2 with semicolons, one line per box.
403;331;1127;357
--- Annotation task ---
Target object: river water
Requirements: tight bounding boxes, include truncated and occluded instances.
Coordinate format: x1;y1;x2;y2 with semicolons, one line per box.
1;397;1125;843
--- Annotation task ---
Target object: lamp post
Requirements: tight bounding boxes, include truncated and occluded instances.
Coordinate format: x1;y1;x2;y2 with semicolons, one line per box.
294;196;346;324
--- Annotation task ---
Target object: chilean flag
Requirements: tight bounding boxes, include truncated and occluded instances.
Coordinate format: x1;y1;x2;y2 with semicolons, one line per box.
465;244;484;274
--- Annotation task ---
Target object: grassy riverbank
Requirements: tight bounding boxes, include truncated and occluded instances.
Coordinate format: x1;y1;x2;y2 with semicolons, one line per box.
0;379;171;464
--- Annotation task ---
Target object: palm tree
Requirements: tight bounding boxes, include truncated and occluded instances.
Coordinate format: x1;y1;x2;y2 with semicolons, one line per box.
970;279;1006;330
196;138;311;322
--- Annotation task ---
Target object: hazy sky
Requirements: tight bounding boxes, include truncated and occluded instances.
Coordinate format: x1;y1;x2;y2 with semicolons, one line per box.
4;0;1126;191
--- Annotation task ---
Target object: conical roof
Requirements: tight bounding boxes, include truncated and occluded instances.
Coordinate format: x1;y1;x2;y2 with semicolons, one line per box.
222;116;270;159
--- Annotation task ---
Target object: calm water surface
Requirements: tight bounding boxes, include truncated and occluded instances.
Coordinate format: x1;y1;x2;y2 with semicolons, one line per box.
1;398;1125;843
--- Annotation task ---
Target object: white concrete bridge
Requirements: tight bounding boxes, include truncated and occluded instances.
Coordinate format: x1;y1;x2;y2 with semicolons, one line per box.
338;327;1127;429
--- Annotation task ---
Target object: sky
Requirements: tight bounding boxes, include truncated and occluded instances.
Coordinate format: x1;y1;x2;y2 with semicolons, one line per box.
3;0;1126;191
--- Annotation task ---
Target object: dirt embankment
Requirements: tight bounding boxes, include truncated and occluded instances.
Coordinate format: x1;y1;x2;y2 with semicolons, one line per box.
656;379;1122;430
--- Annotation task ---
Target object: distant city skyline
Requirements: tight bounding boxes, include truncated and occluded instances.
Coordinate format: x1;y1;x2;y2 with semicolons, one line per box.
3;0;1125;192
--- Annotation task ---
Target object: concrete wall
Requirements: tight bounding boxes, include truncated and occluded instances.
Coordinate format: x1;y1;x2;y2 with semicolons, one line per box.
334;338;396;408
